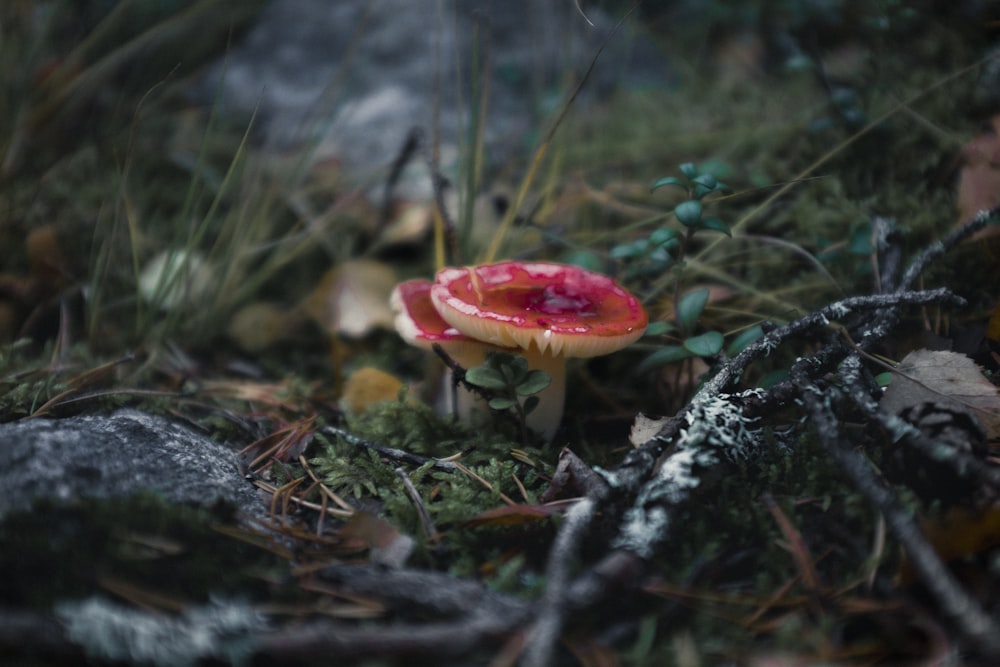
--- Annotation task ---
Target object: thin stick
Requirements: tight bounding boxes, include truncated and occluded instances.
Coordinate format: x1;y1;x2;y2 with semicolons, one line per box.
453;461;517;506
320;426;458;473
395;467;438;540
522;498;597;667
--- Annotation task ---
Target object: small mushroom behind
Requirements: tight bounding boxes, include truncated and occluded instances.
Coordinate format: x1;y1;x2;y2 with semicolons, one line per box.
390;278;510;419
430;261;647;441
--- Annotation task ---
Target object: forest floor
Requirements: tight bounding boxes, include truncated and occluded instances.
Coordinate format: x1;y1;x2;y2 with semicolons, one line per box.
2;2;1000;665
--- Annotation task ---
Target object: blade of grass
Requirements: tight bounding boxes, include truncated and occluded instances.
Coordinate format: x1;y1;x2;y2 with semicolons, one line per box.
458;18;490;261
481;4;637;264
29;0;263;133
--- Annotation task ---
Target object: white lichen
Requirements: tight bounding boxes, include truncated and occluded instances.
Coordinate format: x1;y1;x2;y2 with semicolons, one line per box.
612;392;763;558
57;597;265;667
760;335;780;357
613;505;670;559
593;466;623;488
883;412;921;444
828;303;852;319
677;392;762;462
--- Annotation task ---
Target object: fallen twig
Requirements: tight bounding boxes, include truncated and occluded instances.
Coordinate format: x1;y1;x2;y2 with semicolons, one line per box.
395;466;438;540
794;366;1000;659
522;497;598;667
320;425;458;473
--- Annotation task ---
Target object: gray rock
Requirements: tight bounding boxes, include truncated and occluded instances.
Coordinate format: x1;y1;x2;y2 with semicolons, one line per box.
193;0;669;197
0;409;263;518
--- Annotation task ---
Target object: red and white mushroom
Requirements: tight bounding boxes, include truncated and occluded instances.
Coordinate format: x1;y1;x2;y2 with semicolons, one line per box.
429;261;647;440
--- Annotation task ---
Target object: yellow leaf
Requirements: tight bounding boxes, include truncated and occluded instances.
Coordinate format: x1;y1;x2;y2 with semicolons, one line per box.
341;366;404;413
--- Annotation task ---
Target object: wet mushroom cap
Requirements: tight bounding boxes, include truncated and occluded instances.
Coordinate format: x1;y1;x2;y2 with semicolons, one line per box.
391;278;469;348
430;261;647;357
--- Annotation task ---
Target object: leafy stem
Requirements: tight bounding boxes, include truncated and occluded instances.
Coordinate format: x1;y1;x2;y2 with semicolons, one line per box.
464;352;551;443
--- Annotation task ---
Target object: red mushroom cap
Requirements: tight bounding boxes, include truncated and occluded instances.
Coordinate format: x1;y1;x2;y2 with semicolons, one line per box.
391;279;470;347
430;261;647;357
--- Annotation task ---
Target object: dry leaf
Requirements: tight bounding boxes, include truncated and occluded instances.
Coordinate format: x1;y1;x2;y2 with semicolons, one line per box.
898;505;1000;585
138;249;215;310
880;349;1000;439
371;200;432;250
539;448;608;503
226;301;303;352
630;413;669;448
564;639;623;667
0;225;72;341
956;162;1000;226
26;224;69;291
0;302;20;342
301;259;397;338
340;510;414;569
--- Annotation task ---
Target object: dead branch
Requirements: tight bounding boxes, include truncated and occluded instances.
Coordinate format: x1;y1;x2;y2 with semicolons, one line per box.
794;364;1000;658
522;497;599;667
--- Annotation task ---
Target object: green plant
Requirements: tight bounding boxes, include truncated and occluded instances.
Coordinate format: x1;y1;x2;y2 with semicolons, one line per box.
464;352;551;438
650;161;733;244
609;163;757;373
638;287;764;374
610;162;731;282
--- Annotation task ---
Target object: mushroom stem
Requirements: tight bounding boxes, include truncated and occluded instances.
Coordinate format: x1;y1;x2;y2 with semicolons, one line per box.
519;345;568;442
437;344;494;421
440;343;566;441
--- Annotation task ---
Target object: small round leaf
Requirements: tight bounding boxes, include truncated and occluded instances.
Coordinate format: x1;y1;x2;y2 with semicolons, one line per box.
488;396;517;411
650;176;687;193
636;345;693;374
693;173;717;190
697;217;732;236
677;288;710;333
487;351;515;368
644;321;675;337
515;370;551;396
683;331;724;357
500;356;528;384
674;200;703;227
726;325;764;356
465;366;508;391
563;249;605;272
649;228;677;246
849;221;873;255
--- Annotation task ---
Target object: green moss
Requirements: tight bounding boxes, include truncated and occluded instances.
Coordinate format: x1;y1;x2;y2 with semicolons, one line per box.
310;400;556;582
340;396;548;464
